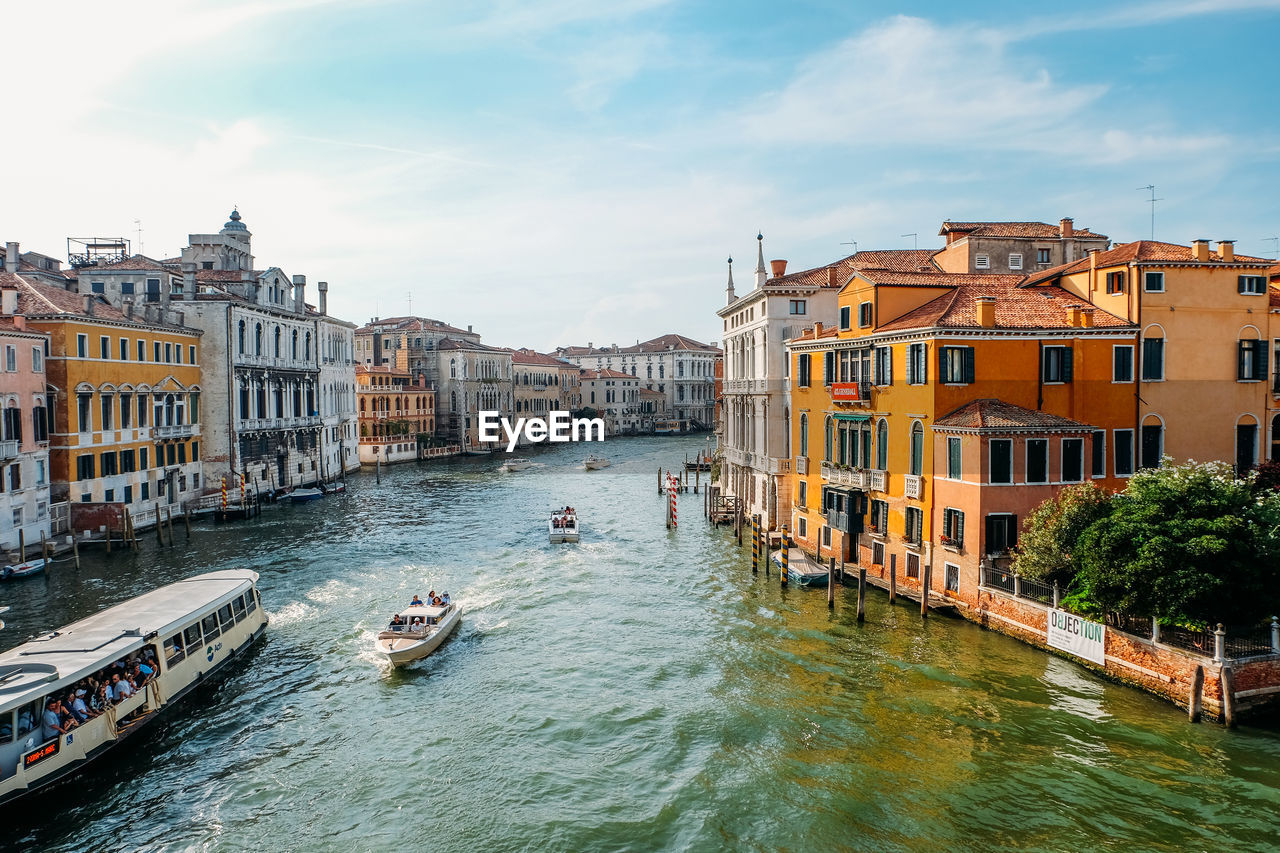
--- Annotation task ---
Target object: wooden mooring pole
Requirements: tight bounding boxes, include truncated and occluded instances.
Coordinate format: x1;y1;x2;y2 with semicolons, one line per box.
184;506;192;538
1221;666;1237;729
71;533;80;569
889;555;897;604
857;567;866;622
658;466;663;495
827;557;836;609
920;563;932;618
1188;664;1204;723
17;529;24;561
40;531;48;562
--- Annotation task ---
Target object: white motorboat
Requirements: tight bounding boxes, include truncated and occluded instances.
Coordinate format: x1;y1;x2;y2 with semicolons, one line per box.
549;509;579;543
376;601;462;667
288;487;325;502
583;455;611;470
1;558;47;580
500;459;534;472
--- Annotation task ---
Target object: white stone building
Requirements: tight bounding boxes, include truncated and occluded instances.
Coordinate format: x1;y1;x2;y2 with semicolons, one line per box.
315;283;359;478
435;338;514;450
579;368;643;435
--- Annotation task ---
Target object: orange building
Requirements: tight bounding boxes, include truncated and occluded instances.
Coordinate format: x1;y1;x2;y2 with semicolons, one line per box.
787;266;1135;605
356;364;435;465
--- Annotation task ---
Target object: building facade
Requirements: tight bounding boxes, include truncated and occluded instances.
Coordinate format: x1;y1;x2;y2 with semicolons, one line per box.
932;219;1110;275
315;289;359;479
0;273;52;555
579;368;643;435
435;338;514;450
356;365;435;464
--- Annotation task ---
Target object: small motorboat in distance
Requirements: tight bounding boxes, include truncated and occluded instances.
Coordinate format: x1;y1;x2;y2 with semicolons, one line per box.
549;508;580;544
376;600;462;667
1;558;47;581
289;486;325;502
583;455;611;470
771;548;830;587
500;458;534;473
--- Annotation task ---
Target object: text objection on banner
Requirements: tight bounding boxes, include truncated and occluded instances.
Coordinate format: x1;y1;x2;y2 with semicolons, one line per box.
1047;610;1106;666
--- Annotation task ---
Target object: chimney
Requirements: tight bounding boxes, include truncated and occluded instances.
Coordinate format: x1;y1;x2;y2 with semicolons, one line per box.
182;261;196;301
4;241;18;274
770;259;787;278
976;296;996;328
1217;240;1235;262
1;288;17;315
317;281;328;315
1067;305;1082;327
1088;248;1099;273
292;274;306;314
373;332;383;366
123;296;134;318
83;295;95;316
827;267;838;287
587;341;593;350
1191;239;1210;263
1060;218;1074;239
1080;308;1096;328
814;321;823;337
467;325;473;333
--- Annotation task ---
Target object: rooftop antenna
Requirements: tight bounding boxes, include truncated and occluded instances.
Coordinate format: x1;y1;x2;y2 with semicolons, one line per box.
840;238;858;255
407;291;413;314
901;232;918;249
1261;237;1279;260
133;219;144;255
1136;185;1162;240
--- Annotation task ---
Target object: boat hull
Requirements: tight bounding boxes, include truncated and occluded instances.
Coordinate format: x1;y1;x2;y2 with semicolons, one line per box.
377;606;462;667
2;559;47;580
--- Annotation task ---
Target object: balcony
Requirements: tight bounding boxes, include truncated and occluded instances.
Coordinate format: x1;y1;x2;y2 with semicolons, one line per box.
0;439;17;460
904;474;923;499
795;456;809;475
820;461;868;489
154;423;196;439
767;456;792;475
868;469;887;492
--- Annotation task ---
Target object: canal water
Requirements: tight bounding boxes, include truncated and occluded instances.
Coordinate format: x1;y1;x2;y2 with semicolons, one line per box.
3;435;1279;852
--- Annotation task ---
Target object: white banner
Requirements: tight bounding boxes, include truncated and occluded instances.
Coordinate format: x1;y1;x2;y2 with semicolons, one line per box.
1047;610;1106;666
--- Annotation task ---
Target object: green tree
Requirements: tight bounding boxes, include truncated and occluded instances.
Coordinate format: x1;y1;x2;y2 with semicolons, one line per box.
1014;484;1112;585
1074;461;1280;626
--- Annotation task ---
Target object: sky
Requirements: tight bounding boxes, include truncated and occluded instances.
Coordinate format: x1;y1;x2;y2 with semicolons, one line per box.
3;0;1280;352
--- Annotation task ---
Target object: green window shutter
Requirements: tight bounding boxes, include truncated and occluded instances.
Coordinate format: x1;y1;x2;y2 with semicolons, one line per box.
963;347;975;384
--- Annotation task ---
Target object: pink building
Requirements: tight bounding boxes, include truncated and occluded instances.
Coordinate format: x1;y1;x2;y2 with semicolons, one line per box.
0;277;52;557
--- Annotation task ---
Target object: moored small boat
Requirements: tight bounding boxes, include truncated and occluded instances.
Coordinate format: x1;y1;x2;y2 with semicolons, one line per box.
549;509;579;543
288;487;325;502
771;549;830;587
583;455;611;470
1;558;47;581
376;602;462;667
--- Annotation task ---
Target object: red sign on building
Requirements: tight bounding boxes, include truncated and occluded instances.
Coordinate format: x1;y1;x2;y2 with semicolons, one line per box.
831;382;862;402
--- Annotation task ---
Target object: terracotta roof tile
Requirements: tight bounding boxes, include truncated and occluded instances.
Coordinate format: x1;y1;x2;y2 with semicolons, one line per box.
1025;240;1273;285
509;348;575;367
934;399;1094;432
765;249;940;290
938;220;1108;240
94;254;174;273
790;325;841;342
876;278;1131;331
581;367;637;380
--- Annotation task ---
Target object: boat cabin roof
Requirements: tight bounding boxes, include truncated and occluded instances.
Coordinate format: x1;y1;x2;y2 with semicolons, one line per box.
0;570;258;711
398;604;447;620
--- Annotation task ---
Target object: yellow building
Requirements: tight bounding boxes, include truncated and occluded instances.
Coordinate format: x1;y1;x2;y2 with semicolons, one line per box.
1028;239;1277;471
15;278;203;521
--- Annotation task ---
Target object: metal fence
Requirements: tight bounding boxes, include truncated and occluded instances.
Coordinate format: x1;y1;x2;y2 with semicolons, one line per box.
980;565;1016;596
1019;577;1055;606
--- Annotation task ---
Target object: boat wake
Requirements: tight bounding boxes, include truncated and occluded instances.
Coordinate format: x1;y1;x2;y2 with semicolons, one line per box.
267;600;318;626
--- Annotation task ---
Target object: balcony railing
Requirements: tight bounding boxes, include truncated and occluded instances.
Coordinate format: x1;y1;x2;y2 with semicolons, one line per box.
0;439;18;459
868;469;887;492
767;456;792;475
154;423;196;439
820;461;868;489
904;474;923;499
795;456;809;475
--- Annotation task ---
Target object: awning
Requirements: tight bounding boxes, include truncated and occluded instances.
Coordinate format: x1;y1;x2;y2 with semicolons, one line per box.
833;413;869;423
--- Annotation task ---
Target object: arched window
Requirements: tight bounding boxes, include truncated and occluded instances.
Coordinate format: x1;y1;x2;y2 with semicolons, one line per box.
292;330;299;360
1140;414;1164;469
305;332;312;361
824;416;833;462
254;323;262;356
237;320;246;354
450;359;457;379
274;326;281;358
909;420;924;476
799;413;809;457
876;419;888;470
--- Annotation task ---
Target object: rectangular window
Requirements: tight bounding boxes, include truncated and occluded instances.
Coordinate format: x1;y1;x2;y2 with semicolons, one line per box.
1062;438;1084;482
137;394;148;427
1008;253;1023;270
77;394;92;433
120;450;136;473
907;343;927;385
990;439;1013;484
975;254;990;269
945;563;960;593
3;345;13;371
1115;429;1135;476
146;279;161;303
100;395;113;430
121;281;134;295
99;336;109;359
797;481;808;509
872;541;885;566
188;345;196;364
874;346;893;385
940;346;974;384
1037;248;1051;265
1106;271;1126;294
823;351;835;386
789;299;807;315
1238;339;1268;381
153;341;161;362
906;551;920;578
140;447;149;469
947;437;962;480
165;342;172;363
137;340;145;361
1144;271;1165;292
1091;431;1105;477
1041;346;1073;383
120;338;129;360
32;346;42;373
1141;338;1164;380
839;306;851;330
870;499;889;535
985;513;1018;554
1026;438;1049;483
904;507;923;545
77;334;87;358
798;516;807;539
942;508;964;547
858;302;873;328
797;354;811;388
1113;345;1134;382
141;481;149;500
1238;275;1266;295
91;281;105;294
101;452;118;476
76;454;95;481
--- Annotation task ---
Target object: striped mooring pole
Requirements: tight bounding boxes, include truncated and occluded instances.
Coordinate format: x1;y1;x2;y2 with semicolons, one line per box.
780;526;790;587
751;513;760;573
220;476;227;512
669;475;678;530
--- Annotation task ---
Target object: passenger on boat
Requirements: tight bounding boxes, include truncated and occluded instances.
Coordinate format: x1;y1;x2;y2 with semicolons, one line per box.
428;590;436;601
431;595;443;606
410;595;424;606
91;683;111;713
390;614;405;629
67;690;91;723
441;592;451;605
41;699;74;740
410;617;424;631
111;673;135;702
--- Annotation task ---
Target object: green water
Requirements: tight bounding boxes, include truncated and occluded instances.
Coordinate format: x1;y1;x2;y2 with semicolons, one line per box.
3;436;1278;852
